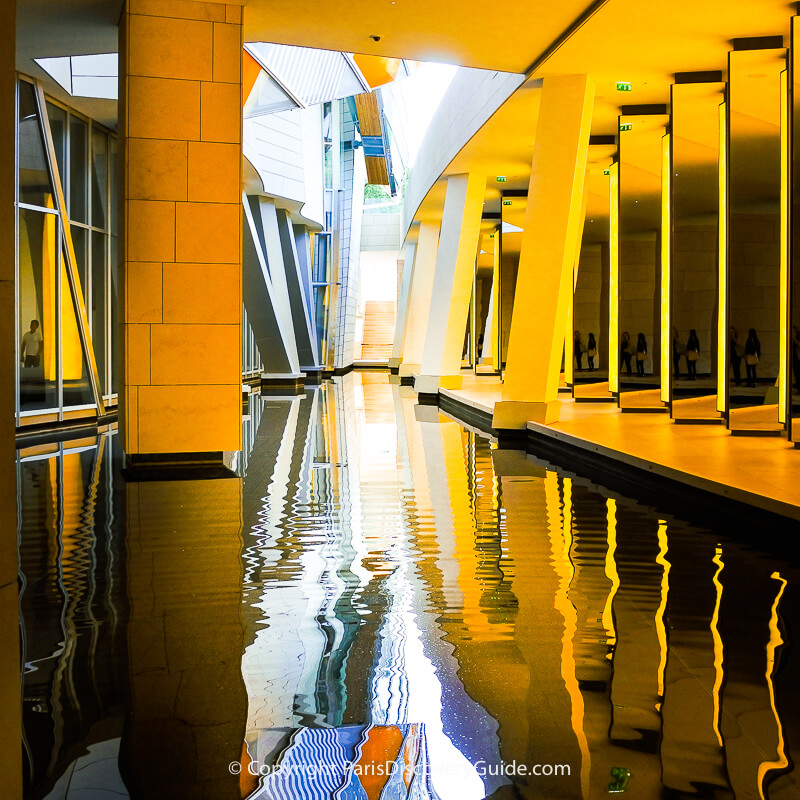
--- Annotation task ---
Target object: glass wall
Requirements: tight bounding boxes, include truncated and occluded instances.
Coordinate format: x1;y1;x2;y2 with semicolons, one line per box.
16;78;118;426
242;305;264;377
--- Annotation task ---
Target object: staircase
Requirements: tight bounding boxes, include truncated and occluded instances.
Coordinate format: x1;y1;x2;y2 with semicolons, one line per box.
360;301;395;362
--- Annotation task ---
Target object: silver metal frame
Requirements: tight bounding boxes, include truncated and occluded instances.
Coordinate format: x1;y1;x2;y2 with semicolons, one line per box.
34;81;107;417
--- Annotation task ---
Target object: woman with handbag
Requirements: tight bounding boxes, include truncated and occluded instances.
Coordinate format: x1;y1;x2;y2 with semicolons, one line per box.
729;326;743;386
636;332;648;377
744;328;761;387
587;332;597;370
685;329;700;381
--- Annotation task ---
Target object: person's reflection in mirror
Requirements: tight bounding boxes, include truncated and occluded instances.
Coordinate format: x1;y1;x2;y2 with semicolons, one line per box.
744;328;761;388
686;329;700;381
729;326;742;387
792;325;800;394
636;333;648;377
20;319;43;368
620;331;632;376
574;330;584;371
587;332;597;370
672;327;683;379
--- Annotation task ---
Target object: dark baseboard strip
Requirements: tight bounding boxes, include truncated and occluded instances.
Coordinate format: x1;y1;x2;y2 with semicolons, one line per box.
16;412;118;449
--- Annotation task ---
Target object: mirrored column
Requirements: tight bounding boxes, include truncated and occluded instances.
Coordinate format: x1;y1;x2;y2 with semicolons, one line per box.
727;41;786;434
670;76;726;422
617;109;670;411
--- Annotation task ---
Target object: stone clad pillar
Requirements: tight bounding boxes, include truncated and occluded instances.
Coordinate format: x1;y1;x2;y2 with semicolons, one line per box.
120;0;244;460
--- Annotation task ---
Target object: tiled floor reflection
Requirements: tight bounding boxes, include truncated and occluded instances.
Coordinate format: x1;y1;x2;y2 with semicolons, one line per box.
16;373;800;799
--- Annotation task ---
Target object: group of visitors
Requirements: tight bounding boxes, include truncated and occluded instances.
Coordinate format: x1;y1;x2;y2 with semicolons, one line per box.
671;328;701;380
620;331;649;376
573;331;598;371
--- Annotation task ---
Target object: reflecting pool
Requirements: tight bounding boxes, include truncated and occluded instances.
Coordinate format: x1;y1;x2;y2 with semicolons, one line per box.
15;373;800;799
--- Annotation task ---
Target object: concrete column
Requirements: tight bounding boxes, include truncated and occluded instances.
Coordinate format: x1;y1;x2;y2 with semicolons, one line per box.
0;2;21;798
416;174;485;394
398;221;439;378
388;239;417;370
120;0;244;459
496;75;594;428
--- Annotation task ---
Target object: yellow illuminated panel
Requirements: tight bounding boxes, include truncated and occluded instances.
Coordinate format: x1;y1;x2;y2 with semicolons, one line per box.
717;103;728;414
757;572;789;797
661;135;671;404
779;70;788;425
565;291;574;385
608;162;619;395
710;546;724;747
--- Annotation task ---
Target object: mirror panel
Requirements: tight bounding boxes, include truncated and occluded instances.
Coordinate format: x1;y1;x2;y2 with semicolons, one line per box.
727;45;785;434
618;112;670;410
573;145;615;401
670;80;725;421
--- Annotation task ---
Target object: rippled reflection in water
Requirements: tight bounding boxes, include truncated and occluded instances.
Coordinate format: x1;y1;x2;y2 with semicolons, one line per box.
16;374;800;799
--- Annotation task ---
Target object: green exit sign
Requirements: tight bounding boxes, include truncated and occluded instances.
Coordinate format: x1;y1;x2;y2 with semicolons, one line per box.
616;81;632;92
489;234;495;239
603;168;610;175
619;122;632;132
496;176;507;182
503;200;512;206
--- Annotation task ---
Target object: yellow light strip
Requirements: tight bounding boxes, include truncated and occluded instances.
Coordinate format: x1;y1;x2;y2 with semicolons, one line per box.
717;103;728;414
757;571;789;798
609;163;620;395
779;70;789;425
654;520;670;700
566;291;574;386
661;135;671;405
710;545;724;747
602;498;619;651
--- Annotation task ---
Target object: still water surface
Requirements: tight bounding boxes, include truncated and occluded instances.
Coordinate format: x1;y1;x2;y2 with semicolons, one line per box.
17;374;800;799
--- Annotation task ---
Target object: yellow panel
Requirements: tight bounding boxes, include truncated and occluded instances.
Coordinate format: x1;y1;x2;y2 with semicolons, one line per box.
225;5;242;24
129;0;226;23
126;323;151;385
126;262;163;323
137;384;242;453
128;14;213;81
187;141;241;203
200;82;241;143
609;162;619;395
716;103;727;414
660;134;670;404
162;262;240;324
127;199;176;263
149;323;240;385
127;76;201;141
175;202;240;263
127;138;188;201
779;69;788;425
352;54;402;88
213;22;242;84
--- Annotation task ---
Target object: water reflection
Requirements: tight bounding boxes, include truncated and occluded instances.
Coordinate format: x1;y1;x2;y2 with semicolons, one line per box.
16;373;800;799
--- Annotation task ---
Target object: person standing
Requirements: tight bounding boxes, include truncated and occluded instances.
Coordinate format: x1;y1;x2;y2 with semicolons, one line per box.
620;331;632;376
20;319;43;368
685;329;700;381
672;327;683;380
586;332;597;371
729;326;742;387
574;330;584;371
744;328;760;388
636;332;648;377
